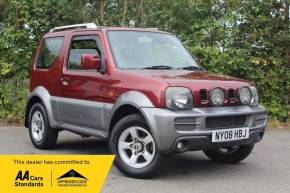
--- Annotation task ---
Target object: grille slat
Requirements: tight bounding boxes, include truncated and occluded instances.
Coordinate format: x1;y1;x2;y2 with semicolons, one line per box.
174;117;198;131
206;115;246;129
199;89;208;103
228;89;235;99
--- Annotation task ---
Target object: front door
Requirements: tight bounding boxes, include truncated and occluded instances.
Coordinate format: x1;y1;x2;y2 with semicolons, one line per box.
58;34;111;129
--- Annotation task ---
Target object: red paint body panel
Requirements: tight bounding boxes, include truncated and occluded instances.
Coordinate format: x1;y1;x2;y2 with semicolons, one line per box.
29;27;253;108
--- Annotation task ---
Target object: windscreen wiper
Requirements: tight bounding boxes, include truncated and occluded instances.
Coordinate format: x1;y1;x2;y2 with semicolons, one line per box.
177;66;202;71
141;65;174;70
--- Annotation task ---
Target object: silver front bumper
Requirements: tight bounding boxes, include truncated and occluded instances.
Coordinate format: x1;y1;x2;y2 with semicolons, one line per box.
140;105;267;152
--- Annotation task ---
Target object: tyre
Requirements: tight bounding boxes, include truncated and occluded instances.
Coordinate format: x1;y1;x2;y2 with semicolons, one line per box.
203;145;254;164
28;103;58;149
109;113;162;178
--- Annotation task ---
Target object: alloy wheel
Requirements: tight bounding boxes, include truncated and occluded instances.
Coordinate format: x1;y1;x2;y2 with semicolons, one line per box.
118;126;155;169
31;111;45;142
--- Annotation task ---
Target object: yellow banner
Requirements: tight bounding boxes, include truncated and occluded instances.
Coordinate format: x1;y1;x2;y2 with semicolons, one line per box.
0;155;115;193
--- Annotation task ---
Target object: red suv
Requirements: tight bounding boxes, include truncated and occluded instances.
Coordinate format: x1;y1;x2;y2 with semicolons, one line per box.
25;23;267;178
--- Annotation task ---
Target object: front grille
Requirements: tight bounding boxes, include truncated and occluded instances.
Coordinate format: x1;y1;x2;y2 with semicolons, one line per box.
206;115;246;129
199;89;207;101
198;88;240;106
228;89;235;99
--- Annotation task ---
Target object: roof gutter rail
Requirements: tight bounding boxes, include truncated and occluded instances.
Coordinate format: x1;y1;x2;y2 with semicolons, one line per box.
50;23;98;32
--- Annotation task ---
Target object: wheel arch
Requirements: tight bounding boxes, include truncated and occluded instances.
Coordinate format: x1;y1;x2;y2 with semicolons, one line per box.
108;91;155;132
25;86;57;128
25;95;43;128
109;104;141;131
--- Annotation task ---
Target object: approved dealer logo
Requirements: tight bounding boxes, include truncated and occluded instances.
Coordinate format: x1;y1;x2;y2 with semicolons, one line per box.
56;169;88;187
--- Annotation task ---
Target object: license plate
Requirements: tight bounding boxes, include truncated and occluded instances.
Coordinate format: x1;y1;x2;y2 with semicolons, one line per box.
212;128;249;143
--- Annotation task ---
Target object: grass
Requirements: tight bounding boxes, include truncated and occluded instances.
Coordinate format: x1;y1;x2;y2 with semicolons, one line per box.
267;117;290;130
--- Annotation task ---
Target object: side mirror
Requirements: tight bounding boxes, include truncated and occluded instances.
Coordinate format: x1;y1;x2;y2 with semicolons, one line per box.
81;54;101;70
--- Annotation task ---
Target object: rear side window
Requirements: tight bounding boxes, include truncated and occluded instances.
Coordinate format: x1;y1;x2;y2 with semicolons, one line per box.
36;37;64;69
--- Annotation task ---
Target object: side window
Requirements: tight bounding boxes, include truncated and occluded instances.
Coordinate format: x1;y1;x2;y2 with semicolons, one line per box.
68;37;101;70
36;37;64;69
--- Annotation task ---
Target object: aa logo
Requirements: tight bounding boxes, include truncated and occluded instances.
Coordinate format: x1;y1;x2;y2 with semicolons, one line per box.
14;170;44;187
57;169;88;187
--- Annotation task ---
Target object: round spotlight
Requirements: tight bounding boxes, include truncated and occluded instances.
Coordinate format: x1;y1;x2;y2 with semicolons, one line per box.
210;87;225;106
239;86;252;105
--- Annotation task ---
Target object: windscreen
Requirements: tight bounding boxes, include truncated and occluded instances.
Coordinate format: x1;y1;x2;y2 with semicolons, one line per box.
107;31;199;69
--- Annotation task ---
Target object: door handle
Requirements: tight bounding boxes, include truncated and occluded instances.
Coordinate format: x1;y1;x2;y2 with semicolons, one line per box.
61;77;70;86
62;81;69;86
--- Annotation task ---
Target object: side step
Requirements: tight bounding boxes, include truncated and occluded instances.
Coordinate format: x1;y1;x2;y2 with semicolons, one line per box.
59;123;107;139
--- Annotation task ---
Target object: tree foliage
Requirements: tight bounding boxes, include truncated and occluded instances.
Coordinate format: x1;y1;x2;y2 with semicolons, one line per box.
0;0;289;121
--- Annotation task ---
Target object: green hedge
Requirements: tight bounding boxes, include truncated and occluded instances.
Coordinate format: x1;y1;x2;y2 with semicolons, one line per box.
0;0;289;122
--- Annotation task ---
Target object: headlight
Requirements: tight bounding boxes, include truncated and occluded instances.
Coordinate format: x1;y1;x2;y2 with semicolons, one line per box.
249;86;259;106
238;86;252;105
166;87;193;110
209;87;225;106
